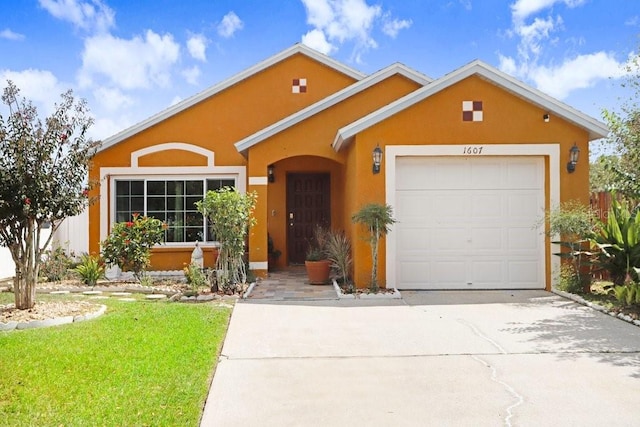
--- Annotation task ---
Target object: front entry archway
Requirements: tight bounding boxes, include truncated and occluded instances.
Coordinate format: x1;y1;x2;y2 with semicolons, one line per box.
286;173;331;264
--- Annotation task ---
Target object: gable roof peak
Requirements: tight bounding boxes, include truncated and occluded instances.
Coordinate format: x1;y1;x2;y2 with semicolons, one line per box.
98;43;366;152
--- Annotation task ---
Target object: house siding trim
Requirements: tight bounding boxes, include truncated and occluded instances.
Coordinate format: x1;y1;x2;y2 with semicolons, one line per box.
131;142;215;167
384;143;560;290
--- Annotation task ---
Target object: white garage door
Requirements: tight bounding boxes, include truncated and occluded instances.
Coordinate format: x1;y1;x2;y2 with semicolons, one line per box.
395;156;545;290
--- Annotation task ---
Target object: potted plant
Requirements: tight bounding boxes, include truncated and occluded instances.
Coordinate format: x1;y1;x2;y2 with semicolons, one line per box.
305;225;331;284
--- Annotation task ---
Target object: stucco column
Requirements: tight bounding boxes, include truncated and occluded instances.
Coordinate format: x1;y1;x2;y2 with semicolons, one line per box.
247;172;269;278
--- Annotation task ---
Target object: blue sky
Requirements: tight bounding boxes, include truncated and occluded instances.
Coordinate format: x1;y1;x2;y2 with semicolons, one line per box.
0;0;638;144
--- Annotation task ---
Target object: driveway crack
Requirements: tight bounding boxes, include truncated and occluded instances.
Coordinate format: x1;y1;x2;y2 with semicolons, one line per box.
459;319;523;427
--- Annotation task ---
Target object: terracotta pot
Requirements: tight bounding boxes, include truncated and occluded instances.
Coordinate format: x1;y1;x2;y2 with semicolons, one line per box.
305;259;331;285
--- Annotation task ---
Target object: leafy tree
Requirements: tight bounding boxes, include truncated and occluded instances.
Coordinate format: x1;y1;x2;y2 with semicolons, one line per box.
196;187;257;292
600;49;640;198
0;81;98;309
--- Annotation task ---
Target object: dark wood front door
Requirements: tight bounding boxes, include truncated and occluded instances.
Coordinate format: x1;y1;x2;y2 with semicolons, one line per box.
287;173;331;264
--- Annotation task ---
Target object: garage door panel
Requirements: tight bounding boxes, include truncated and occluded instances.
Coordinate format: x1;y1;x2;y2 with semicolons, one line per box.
507;227;539;251
432;261;467;285
471;194;504;218
508;261;540;285
395;156;544;290
399;261;430;284
470;161;504;188
471;228;503;250
507;161;541;188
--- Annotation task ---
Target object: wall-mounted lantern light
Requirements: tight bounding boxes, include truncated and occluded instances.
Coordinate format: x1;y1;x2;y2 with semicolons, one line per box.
567;143;580;173
543;113;550;123
267;165;275;183
372;144;383;174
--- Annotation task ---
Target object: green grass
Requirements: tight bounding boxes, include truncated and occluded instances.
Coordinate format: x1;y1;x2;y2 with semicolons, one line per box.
0;294;232;426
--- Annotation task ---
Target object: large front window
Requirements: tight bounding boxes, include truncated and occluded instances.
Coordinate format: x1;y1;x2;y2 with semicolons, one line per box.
114;178;235;243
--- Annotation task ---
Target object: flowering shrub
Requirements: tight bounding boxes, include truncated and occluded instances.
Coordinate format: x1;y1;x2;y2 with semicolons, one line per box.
183;262;206;291
101;214;165;281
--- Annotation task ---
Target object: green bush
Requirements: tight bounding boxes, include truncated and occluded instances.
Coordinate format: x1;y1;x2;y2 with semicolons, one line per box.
556;264;584;294
101;213;165;281
74;254;105;287
183;262;206;291
613;283;640;306
39;246;74;282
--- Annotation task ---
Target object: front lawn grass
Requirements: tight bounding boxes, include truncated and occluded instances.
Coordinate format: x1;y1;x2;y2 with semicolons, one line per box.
0;295;232;426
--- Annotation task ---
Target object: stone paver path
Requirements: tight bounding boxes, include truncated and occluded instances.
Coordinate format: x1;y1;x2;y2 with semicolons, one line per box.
247;268;337;301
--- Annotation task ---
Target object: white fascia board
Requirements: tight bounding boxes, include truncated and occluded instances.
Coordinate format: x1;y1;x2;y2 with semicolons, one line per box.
234;63;433;154
98;44;366;153
333;59;608;151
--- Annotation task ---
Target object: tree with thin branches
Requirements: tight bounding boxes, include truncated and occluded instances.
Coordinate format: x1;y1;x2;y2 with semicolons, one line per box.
0;81;98;309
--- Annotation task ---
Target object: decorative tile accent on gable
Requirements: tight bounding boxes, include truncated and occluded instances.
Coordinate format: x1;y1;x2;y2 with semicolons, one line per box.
292;78;307;94
462;100;483;122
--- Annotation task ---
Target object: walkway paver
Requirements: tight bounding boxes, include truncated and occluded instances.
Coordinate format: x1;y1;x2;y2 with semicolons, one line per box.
246;268;336;301
201;290;640;426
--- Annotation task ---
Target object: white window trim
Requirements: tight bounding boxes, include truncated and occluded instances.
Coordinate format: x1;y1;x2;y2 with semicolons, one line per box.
385;143;560;289
99;143;246;247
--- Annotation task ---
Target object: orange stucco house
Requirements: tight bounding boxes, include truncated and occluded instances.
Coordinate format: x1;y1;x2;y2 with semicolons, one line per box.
89;44;607;290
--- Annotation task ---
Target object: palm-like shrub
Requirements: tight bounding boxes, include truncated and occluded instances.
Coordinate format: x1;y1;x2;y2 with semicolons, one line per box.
352;203;396;291
326;229;353;292
592;197;640;285
74;254;105;287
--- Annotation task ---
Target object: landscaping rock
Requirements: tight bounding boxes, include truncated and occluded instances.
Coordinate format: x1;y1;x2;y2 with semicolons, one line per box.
196;294;215;302
82;290;103;295
110;292;132;297
145;294;167;301
0;321;17;331
17;316;74;330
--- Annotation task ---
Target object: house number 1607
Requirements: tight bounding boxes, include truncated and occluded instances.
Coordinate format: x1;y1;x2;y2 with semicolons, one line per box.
463;146;483;154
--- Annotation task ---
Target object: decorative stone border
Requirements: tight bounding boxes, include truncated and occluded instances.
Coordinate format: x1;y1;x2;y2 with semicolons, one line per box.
332;280;402;299
0;304;107;332
552;289;640;328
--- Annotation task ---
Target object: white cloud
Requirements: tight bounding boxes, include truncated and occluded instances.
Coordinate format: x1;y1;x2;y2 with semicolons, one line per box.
0;68;65;115
301;28;335;55
0;28;25;41
382;18;412;38
510;0;584;23
625;15;639;27
528;52;627;99
78;30;180;90
92;86;134;111
187;34;208;61
38;0;115;33
217;11;243;38
302;0;407;63
182;66;201;85
499;0;626;100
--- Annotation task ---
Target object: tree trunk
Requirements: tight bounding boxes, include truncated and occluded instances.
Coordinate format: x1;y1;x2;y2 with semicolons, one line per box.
12;220;38;310
14;270;36;309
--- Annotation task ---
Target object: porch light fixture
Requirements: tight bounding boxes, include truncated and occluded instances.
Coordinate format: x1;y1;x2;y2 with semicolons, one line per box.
372;144;383;174
543;113;550;122
567;143;580;173
267;165;275;183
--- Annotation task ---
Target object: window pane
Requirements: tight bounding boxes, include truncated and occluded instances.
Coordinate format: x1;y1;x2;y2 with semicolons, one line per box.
185;212;203;227
131;197;144;212
147;181;165;195
116;196;129;211
147;212;166;222
186;180;203;194
131;180;144;195
186;196;201;210
147;197;165;211
116;180;130;195
167;180;185;195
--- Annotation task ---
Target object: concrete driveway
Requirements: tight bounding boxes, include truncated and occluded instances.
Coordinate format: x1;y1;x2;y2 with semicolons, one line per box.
200;291;640;426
